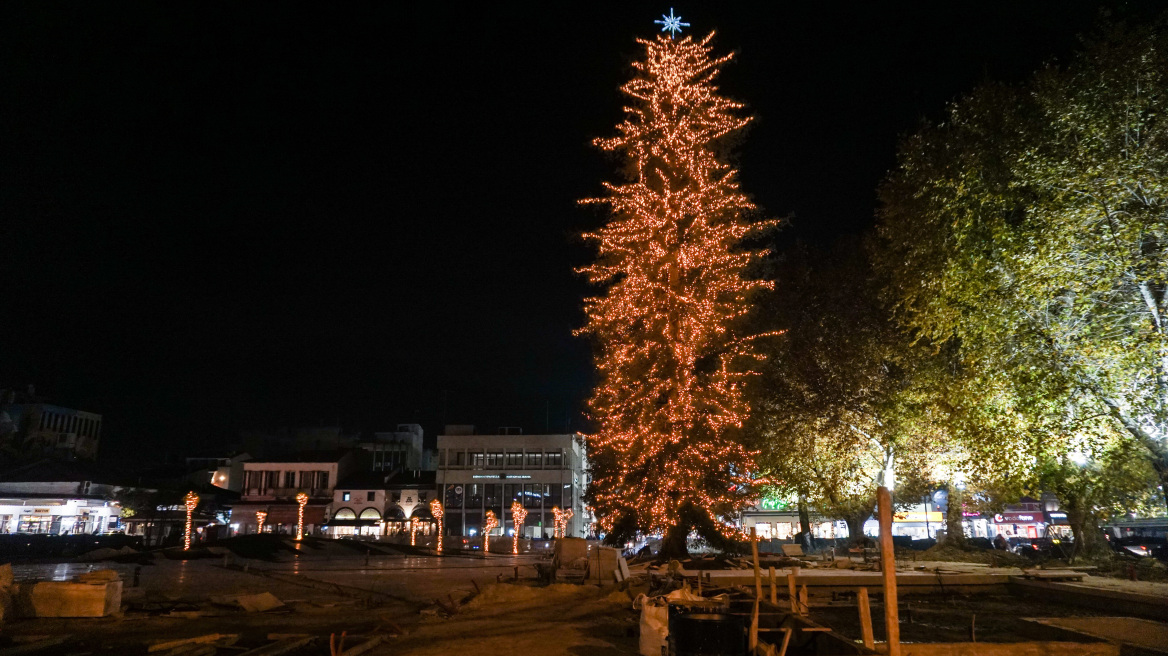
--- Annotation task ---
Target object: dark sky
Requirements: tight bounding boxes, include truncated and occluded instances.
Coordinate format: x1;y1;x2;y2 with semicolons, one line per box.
1;2;1161;460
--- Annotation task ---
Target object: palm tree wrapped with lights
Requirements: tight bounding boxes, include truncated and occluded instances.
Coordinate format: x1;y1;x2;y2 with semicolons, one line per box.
183;491;199;551
295;491;308;540
510;501;527;554
483;510;498;553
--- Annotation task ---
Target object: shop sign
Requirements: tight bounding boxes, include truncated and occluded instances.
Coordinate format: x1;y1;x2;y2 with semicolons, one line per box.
994;512;1038;523
33;508;50;513
758;498;791;511
893;511;943;523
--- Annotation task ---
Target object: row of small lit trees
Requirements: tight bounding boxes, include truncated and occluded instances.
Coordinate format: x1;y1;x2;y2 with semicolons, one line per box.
180;491;574;554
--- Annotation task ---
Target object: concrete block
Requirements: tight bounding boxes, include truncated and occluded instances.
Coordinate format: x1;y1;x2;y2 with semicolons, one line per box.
14;580;122;618
553;538;589;567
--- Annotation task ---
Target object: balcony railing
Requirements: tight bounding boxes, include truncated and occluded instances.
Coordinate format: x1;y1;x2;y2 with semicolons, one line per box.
242;487;332;500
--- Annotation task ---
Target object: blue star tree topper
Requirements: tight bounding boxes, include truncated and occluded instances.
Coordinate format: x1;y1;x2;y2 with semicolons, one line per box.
654;8;690;39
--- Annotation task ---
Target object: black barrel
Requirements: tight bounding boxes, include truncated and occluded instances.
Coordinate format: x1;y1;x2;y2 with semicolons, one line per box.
668;612;746;656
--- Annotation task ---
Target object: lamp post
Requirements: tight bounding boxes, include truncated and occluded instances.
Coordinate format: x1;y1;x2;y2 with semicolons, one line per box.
430;499;444;554
256;510;267;534
511;501;527;554
295;491;308;541
183;491;199;551
484;510;498;553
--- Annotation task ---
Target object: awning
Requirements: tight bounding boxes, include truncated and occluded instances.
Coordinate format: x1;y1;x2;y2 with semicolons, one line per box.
324;519;379;528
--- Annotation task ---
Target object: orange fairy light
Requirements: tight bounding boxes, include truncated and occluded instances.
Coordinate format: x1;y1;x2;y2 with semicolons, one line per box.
578;30;776;542
183;491;199;551
409;516;420;546
510;501;527;554
295;491;308;541
430;499;444;554
255;510;267;534
483;510;498;553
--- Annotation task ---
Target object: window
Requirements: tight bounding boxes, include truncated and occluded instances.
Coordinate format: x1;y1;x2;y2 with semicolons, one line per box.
367;491;376;502
318;472;329;489
342;491;351;501
485;451;504;468
485;484;500;509
445;484;463;508
438;449;446;467
265;471;278;489
284;471;296;488
299;471;313;488
506;451;523;467
525;451;542;468
470;451;485;469
466;484;483;509
545;451;563;468
524;483;540;509
454;451;466;467
548;483;563;509
564;483;573;508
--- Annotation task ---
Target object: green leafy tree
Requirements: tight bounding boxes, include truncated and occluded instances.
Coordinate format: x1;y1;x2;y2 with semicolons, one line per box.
874;19;1168;527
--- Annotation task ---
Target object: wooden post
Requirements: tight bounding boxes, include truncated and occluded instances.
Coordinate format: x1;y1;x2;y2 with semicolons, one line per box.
877;486;901;656
749;597;759;652
787;567;798;613
751;526;762;600
798;584;808;616
857;587;875;649
769;566;777;605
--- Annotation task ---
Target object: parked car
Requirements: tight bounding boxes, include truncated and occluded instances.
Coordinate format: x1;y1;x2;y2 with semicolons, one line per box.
1112;535;1165;559
1006;537;1040;556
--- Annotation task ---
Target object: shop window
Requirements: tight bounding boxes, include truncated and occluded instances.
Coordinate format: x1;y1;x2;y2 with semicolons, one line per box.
445;484;463;508
545;451;563;468
466;484;483;509
523;484;540;509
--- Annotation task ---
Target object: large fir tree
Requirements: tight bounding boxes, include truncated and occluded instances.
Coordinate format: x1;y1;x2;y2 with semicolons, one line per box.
579;31;775;553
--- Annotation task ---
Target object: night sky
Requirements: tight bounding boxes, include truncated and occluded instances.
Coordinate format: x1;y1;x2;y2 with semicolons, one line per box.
1;2;1160;460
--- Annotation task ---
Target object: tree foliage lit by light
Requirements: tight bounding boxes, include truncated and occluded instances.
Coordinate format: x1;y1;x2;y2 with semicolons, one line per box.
579;32;777;543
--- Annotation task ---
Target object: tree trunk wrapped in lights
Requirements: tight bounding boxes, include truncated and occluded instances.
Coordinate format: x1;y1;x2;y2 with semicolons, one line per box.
430;499;444;554
511;501;527;554
183;491;199;551
483;510;498;553
255;510;267;534
409;516;420;546
295;491;308;541
579;31;776;552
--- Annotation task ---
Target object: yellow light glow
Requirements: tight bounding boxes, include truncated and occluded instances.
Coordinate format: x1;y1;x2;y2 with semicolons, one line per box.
511;501;527;554
410;516;420;546
430;499;444;554
484;510;498;553
256;510;267;534
183;491;199;551
295;492;308;541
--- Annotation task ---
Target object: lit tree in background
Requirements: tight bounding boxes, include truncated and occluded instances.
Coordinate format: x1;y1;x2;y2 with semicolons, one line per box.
183;491;199;551
511;501;527;554
483;510;498;553
580;23;777;556
430;499;444;554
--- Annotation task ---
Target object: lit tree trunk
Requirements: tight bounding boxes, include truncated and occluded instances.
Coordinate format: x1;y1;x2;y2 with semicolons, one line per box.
797;496;813;552
945;484;967;547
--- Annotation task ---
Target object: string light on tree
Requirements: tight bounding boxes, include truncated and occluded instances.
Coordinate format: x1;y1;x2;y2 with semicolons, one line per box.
183;491;199;551
430;499;444;554
510;501;527;555
578;25;777;551
483;510;498;553
560;508;573;538
410;516;420;546
255;510;267;534
295;491;308;541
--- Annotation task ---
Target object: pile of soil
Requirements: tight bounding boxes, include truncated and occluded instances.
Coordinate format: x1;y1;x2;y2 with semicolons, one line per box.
911;544;1029;567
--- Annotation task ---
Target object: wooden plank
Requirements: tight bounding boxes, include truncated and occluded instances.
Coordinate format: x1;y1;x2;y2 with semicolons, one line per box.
769;566;777;606
875;642;1119;656
787;568;798;612
752;526;762;601
857;587;875;649
878;486;900;656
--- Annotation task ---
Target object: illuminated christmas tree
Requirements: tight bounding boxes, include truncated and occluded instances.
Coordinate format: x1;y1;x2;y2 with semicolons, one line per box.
580;22;775;555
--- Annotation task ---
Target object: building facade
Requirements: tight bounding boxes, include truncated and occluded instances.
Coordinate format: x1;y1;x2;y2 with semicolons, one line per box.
233;450;358;536
436;430;587;539
1;403;102;461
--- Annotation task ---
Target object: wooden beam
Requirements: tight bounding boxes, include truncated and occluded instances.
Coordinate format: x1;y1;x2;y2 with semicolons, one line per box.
769;566;777;606
878;486;900;656
857;587;875;649
751;526;762;600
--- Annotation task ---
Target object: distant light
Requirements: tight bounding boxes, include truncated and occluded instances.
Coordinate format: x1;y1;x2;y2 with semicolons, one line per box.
468;528;477;536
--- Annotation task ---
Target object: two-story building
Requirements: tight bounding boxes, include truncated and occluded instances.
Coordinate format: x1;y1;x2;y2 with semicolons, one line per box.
233;450;359;536
325;469;437;538
435;428;588;540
